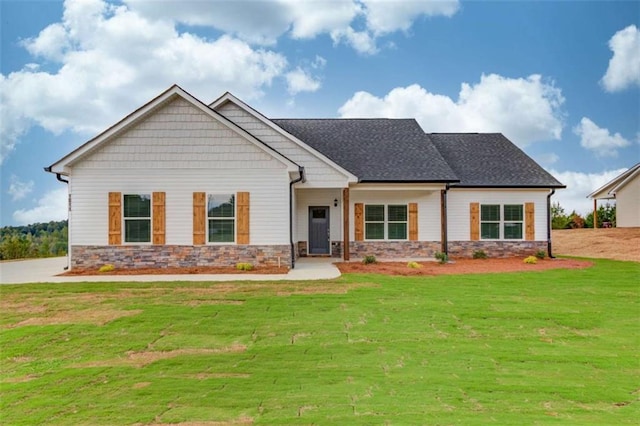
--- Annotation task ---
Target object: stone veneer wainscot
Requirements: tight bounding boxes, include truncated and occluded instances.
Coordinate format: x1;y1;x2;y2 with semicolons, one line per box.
71;245;292;270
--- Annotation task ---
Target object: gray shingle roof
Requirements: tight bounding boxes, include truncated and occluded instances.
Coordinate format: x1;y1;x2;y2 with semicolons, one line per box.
272;119;459;182
429;133;565;188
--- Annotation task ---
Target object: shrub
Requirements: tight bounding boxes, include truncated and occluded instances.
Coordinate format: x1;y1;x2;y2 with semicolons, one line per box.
472;249;487;259
535;249;546;259
98;264;115;273
434;252;448;264
236;262;253;271
523;256;538;264
362;255;377;265
407;261;422;269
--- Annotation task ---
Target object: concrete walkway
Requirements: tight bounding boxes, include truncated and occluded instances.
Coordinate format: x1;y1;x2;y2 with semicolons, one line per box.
0;257;341;284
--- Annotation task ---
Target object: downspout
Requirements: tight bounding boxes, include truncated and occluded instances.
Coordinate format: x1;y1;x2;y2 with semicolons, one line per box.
441;184;449;255
44;167;70;269
547;189;556;258
289;167;305;269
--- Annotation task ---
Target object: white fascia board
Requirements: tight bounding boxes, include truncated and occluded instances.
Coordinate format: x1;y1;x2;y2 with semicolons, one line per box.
610;165;640;196
210;92;358;183
350;183;447;191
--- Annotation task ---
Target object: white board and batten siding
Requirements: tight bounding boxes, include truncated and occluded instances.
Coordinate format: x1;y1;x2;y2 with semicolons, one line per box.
447;189;550;241
70;98;290;246
216;102;351;188
349;190;442;241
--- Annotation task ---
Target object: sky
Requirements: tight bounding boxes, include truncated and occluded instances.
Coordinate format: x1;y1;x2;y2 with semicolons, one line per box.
1;0;638;226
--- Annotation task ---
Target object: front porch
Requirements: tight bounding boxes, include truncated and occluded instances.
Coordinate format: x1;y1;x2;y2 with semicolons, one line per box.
294;184;447;261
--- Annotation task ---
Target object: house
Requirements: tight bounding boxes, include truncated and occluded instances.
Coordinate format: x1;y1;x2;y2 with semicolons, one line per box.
587;163;640;227
46;85;565;270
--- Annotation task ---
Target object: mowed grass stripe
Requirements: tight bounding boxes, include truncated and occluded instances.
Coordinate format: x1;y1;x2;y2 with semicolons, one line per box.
1;259;638;424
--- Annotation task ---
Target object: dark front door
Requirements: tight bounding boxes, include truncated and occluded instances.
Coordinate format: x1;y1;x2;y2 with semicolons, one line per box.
308;206;330;255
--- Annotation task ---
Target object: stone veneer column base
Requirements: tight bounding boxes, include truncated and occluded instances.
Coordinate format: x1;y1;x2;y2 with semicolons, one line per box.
447;241;547;258
71;245;292;270
349;241;441;259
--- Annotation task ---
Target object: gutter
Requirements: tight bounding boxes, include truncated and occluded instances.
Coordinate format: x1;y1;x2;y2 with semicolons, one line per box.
289;167;306;269
547;189;556;258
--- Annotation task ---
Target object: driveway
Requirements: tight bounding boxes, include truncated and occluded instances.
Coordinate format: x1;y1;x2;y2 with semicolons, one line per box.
0;257;340;284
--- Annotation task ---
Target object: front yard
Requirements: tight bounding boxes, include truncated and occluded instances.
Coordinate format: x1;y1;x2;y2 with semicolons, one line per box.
1;259;638;424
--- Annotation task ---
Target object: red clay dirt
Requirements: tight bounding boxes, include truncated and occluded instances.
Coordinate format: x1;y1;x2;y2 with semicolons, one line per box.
335;257;592;276
552;228;640;262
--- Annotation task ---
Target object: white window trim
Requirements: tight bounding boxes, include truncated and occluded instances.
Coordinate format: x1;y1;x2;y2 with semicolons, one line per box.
364;204;409;241
206;193;236;245
123;193;152;245
480;203;524;241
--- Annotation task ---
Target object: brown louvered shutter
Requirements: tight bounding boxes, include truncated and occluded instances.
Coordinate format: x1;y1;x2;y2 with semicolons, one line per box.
470;202;480;241
236;192;250;244
408;203;418;241
525;202;535;241
152;192;166;245
193;192;206;245
108;192;122;245
354;203;364;241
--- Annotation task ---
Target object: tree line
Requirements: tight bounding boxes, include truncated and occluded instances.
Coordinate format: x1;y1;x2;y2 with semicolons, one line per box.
551;202;616;229
0;220;68;260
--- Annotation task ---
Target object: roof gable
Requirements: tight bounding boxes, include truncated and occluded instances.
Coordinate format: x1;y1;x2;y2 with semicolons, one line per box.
272;119;459;183
47;85;299;174
588;163;640;199
430;133;565;188
210;93;357;183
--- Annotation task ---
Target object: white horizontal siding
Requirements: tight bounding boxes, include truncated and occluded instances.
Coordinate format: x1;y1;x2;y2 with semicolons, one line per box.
349;190;441;241
295;188;343;243
447;189;549;241
70;168;290;246
216;102;350;188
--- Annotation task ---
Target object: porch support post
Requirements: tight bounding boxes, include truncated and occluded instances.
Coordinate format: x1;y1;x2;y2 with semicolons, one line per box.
343;188;350;261
593;199;598;229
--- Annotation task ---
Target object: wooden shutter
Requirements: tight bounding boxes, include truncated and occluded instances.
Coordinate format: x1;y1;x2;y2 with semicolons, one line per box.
408;203;418;241
236;192;250;244
525;202;535;241
193;192;206;245
108;192;122;245
470;202;480;241
152;192;166;245
354;203;364;241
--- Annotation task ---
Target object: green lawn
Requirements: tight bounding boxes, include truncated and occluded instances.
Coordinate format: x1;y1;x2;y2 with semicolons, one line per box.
1;259;638;425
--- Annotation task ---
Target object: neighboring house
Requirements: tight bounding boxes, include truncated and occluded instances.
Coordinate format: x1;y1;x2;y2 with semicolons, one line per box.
588;163;640;228
46;85;565;270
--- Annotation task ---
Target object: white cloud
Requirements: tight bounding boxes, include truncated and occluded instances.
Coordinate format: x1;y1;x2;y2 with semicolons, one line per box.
549;168;627;216
573;117;630;157
601;25;640;92
286;68;322;95
0;0;289;164
339;74;565;146
13;187;68;225
7;175;34;201
534;153;560;165
362;0;459;35
124;0;459;54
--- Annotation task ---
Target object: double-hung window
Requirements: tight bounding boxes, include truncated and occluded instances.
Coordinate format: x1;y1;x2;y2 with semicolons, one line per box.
208;194;235;243
481;204;523;240
123;194;151;243
365;204;408;240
